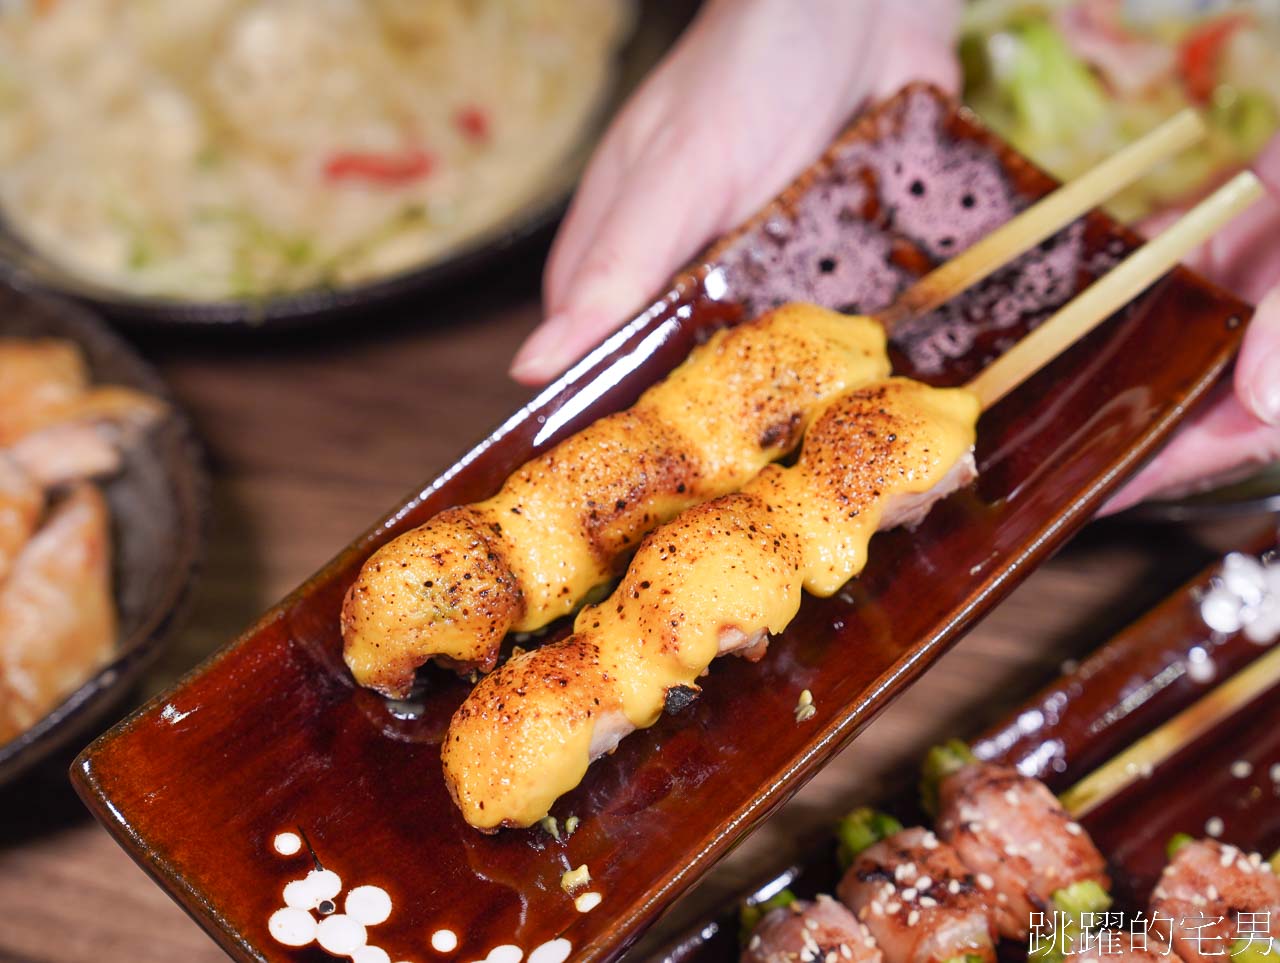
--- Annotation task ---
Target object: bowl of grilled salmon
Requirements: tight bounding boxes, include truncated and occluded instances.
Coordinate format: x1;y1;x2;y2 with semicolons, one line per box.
0;287;205;784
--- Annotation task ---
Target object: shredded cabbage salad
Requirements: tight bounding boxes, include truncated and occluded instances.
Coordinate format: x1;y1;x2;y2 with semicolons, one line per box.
961;0;1280;221
0;0;632;301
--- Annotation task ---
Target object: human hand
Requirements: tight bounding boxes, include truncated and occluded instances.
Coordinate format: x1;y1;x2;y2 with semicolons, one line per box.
510;0;961;384
1103;134;1280;513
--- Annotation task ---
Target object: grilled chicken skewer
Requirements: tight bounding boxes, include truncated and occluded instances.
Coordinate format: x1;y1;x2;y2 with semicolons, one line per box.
444;376;980;829
342;112;1209;695
344;304;890;692
924;743;1111;941
443;172;1264;831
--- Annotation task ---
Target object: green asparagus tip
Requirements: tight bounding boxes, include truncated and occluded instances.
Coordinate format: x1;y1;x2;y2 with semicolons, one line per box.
1053;879;1112;917
1031;880;1113;962
1269;848;1279;874
836;807;904;869
920;739;977;815
1166;832;1195;859
941;955;989;963
739;888;797;945
1230;938;1280;963
1030;913;1078;962
1029;940;1064;961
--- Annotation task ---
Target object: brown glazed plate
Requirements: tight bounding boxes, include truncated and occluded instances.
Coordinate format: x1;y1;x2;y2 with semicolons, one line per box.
0;288;206;784
73;85;1254;963
654;527;1280;963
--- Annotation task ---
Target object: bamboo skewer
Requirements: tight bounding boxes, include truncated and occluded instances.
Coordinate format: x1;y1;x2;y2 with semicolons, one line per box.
969;174;1272;812
945;161;1269;820
1059;641;1280;819
436;116;1252;836
878;109;1207;331
920;144;1266;815
967;171;1264;411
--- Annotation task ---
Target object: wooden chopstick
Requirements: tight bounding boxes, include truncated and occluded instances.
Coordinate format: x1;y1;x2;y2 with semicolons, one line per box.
966;170;1263;411
879;109;1207;332
1059;640;1280;818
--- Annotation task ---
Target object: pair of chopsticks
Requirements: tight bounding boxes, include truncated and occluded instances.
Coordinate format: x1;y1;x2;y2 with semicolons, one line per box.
870;107;1262;412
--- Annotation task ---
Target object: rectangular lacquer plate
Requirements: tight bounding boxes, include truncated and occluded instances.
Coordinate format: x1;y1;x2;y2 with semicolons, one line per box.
656;528;1280;963
73;85;1254;963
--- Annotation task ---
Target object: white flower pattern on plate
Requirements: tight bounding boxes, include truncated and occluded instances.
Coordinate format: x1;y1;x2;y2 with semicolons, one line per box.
265;830;577;963
268;832;407;963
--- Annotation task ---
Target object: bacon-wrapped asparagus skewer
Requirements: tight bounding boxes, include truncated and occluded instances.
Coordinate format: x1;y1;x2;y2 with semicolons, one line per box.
743;610;1280;963
341;112;1209;695
924;743;1112;941
835;810;998;963
740;756;1120;963
742;894;883;963
739;810;999;963
739;798;1167;963
1151;836;1280;963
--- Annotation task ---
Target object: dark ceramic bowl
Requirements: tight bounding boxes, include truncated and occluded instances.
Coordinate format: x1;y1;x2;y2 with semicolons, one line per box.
0;288;206;783
0;3;695;330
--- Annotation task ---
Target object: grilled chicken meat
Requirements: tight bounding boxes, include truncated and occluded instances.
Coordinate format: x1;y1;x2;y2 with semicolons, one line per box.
0;337;164;746
9;421;125;487
0;339;87;445
1151;838;1280;963
342;304;890;694
0;454;42;585
936;761;1109;939
0;485;116;743
743;896;883;963
837;827;998;963
443;378;979;829
0;338;162;448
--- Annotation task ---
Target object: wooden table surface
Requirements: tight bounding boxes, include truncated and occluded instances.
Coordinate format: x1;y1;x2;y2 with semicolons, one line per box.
0;248;1265;963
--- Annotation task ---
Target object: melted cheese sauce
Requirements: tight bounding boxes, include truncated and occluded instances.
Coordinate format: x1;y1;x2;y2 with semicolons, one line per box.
443;379;979;829
343;304;889;694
